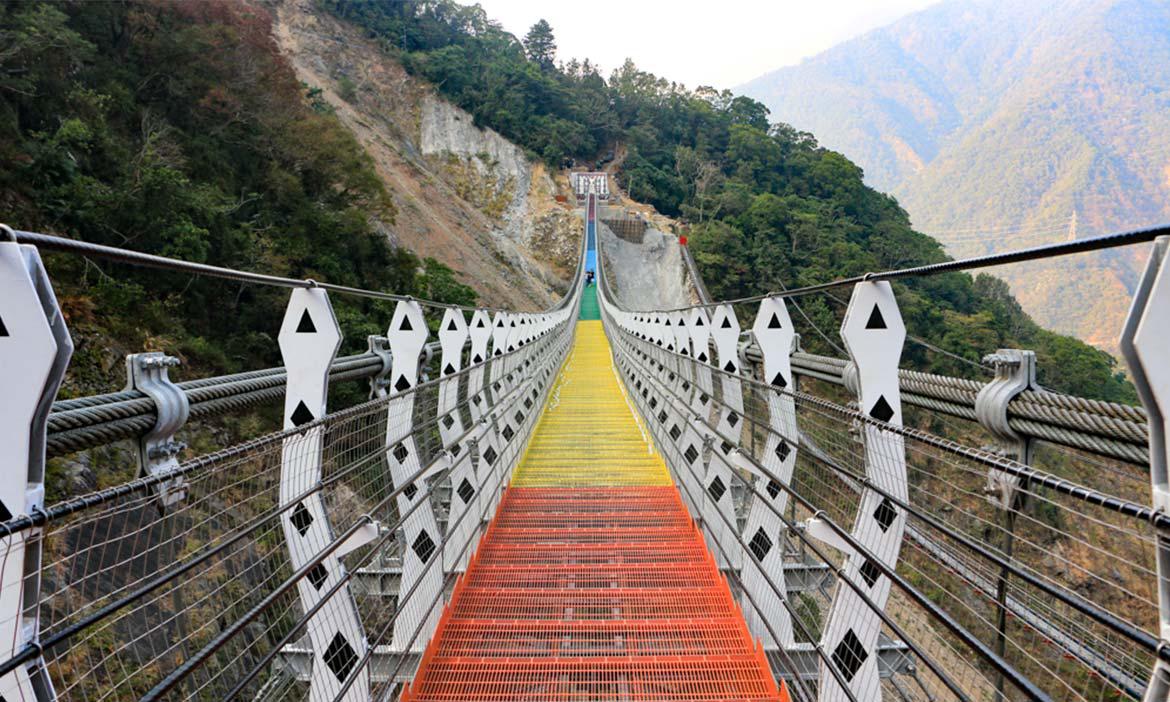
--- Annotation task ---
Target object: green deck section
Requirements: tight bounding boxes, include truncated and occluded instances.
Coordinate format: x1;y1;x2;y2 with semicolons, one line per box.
579;283;600;319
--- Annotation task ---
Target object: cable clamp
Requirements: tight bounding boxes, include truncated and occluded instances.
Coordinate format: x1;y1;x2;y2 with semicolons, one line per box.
1150;486;1170;523
126;352;189;508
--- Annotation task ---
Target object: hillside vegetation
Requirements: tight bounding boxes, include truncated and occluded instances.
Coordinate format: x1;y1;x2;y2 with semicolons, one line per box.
738;0;1170;352
328;0;1134;402
272;0;581;312
0;0;476;393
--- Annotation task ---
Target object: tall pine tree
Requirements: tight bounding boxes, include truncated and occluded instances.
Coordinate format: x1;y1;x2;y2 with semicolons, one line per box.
524;19;556;70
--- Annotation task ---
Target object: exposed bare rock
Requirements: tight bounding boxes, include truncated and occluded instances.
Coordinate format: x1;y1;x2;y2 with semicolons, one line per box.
598;222;693;311
271;0;570;310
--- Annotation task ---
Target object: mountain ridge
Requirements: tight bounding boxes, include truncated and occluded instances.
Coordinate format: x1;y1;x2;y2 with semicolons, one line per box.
739;0;1170;353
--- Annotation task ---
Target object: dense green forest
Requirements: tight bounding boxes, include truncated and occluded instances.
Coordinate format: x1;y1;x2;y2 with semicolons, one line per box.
326;0;1135;402
0;0;1134;403
0;0;475;389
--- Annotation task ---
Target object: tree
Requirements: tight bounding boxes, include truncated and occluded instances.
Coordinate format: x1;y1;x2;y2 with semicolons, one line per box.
524;19;556;70
325;0;1135;402
675;146;720;223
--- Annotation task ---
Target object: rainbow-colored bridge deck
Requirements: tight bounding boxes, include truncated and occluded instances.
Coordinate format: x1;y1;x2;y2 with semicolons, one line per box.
402;321;786;701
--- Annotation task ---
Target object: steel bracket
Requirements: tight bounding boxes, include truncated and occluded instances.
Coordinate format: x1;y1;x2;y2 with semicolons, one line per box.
975;350;1036;448
367;335;393;399
975;349;1037;508
125;352;189;507
803;518;857;558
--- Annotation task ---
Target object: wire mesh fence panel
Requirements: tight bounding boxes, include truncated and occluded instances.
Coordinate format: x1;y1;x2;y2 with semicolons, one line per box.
0;313;576;702
599;295;1163;702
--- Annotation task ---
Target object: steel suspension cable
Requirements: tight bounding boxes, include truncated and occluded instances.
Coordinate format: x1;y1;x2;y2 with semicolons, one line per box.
619;325;1165;658
610;322;1048;701
611;324;977;702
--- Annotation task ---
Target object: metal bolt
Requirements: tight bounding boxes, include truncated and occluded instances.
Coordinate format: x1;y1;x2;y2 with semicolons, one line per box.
141;355;181;369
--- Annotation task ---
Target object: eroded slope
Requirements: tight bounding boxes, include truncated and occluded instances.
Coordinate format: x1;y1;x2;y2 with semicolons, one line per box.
272;0;578;310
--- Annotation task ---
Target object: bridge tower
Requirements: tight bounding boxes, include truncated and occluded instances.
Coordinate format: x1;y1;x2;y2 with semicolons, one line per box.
572;170;609;280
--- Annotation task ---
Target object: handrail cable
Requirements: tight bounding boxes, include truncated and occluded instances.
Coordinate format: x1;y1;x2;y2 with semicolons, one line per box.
10;227;586;315
614;322;1165;657
607;313;1029;702
640;223;1170;314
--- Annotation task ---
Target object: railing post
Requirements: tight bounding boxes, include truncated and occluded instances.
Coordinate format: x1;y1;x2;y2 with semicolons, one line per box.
467;310;500;521
1119;236;1170;702
494;314;525;475
0;238;71;701
975;348;1037;701
679;309;715;520
740;296;799;647
707;304;745;570
277;288;370;701
661;312;695;497
486;312;513;495
384;300;443;653
819;281;907;702
437;309;476;573
467;310;492;422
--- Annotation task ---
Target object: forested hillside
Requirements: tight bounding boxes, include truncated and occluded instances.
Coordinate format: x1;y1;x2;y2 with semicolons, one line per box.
327;0;1134;402
0;0;475;393
738;0;1170;352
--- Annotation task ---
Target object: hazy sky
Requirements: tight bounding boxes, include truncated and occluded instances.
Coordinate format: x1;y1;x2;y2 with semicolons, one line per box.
475;0;941;89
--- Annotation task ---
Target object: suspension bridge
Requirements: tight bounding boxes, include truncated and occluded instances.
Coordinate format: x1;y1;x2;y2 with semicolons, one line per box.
0;174;1168;702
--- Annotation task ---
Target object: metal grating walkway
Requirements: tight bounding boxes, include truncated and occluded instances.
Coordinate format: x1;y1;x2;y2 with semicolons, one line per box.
401;321;785;701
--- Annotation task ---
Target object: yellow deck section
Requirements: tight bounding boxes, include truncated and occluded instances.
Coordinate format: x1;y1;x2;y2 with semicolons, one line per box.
511;321;673;486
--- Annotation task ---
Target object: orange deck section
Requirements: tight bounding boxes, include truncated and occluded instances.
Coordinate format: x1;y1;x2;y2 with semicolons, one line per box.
401;488;785;701
401;322;786;701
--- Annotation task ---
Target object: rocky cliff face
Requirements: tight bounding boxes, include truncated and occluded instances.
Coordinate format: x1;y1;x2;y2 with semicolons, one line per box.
419;97;529;224
598;223;694;312
271;0;578;310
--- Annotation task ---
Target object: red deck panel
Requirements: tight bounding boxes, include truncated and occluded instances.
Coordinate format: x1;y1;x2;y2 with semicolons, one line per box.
401;486;787;702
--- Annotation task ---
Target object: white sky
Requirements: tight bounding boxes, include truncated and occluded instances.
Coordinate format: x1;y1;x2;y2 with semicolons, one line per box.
475;0;941;89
